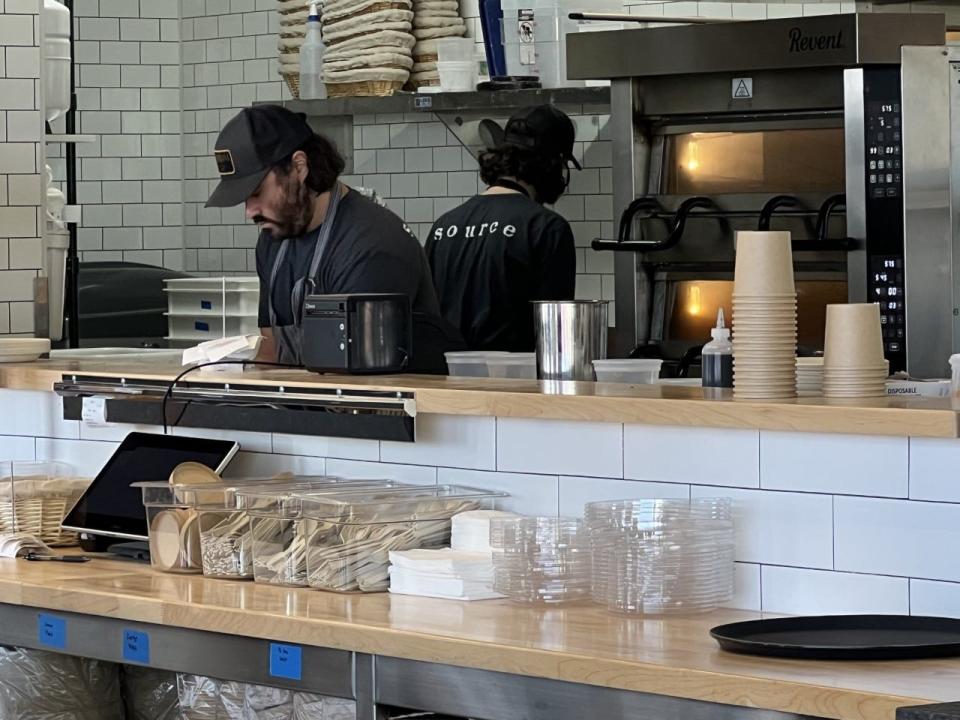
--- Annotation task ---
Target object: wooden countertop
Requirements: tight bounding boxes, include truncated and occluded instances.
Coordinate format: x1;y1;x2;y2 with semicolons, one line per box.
2;359;959;438
0;555;956;720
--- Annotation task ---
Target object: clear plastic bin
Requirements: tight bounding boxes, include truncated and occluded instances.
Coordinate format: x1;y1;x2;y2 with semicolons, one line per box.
175;475;346;580
134;482;204;573
486;353;537;379
165;289;260;316
592;359;663;384
238;480;404;588
0;461;86;546
301;485;507;593
444;351;508;377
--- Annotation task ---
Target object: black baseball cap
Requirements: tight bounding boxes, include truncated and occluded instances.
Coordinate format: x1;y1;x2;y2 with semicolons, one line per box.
205;105;314;208
501;105;582;170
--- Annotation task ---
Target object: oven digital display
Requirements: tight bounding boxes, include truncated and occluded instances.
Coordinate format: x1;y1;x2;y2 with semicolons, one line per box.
862;67;906;371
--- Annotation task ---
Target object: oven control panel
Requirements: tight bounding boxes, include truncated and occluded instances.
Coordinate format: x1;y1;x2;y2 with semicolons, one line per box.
862;68;906;372
866;101;902;200
870;256;905;353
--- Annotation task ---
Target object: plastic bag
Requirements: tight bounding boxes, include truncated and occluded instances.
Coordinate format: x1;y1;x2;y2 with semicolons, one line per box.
0;646;124;720
178;674;358;720
178;674;294;719
121;665;181;720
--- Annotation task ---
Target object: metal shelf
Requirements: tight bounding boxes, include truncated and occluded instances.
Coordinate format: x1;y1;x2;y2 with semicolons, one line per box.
282;86;610;117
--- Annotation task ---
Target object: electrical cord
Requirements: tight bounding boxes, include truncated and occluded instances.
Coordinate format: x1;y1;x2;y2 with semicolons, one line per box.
161;360;299;434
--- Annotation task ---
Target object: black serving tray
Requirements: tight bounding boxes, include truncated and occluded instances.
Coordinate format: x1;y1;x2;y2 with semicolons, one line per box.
710;615;960;660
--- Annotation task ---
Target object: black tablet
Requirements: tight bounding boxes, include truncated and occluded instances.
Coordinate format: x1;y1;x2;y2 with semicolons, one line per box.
61;432;240;541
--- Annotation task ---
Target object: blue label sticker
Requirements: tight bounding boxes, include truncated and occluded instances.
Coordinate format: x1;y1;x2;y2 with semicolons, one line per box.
195;321;210;332
201;300;212;310
38;614;66;649
269;643;302;680
123;629;150;664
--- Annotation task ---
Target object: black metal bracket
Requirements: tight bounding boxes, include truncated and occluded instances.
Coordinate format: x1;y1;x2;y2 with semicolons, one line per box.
55;374;417;442
897;703;960;720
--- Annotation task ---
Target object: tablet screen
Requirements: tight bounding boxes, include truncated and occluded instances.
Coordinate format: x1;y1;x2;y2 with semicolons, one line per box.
61;432;239;541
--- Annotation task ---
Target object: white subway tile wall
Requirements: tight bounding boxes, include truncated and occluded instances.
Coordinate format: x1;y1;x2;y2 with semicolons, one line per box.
0;0;42;335
44;0;184;270
8;381;960;615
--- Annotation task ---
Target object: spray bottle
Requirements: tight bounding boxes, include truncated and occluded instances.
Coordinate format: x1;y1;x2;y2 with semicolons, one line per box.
299;1;326;100
702;308;733;388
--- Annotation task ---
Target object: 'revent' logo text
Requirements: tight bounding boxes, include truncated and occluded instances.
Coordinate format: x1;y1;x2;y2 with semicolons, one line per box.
788;26;844;53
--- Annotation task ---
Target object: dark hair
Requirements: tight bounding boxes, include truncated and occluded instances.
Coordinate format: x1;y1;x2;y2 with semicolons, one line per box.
274;132;345;194
479;145;568;204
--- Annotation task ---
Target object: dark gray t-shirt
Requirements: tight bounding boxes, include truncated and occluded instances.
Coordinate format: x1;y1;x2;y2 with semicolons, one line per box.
256;189;439;327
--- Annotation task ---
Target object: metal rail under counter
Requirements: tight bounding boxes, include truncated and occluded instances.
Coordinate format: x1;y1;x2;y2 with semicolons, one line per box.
0;555;956;720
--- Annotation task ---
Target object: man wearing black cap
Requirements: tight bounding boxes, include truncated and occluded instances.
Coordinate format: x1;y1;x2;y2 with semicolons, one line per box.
206;104;440;365
425;104;578;352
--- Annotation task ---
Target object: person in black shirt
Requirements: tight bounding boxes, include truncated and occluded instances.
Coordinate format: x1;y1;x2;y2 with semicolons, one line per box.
425;105;578;352
205;105;441;366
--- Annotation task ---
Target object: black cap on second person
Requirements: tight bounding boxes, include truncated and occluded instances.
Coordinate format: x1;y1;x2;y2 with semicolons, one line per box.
501;105;582;171
205;105;314;208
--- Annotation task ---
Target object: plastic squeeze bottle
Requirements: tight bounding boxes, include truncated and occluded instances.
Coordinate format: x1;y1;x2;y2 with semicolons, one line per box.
702;308;733;388
299;2;327;100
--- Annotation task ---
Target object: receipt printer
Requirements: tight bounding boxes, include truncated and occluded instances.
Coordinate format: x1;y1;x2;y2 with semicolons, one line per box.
301;293;411;374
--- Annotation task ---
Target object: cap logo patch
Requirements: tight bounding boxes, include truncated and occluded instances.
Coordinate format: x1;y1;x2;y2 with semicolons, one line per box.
214;149;236;176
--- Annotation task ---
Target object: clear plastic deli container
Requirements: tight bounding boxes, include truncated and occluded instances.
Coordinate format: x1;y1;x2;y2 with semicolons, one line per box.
444;351;508;377
238;480;404;587
301;485;507;593
592;359;663;384
486;353;537;379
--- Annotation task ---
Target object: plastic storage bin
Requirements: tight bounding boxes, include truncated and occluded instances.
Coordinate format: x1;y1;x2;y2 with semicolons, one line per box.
438;60;478;91
444;351;507;377
134;481;206;573
0;461;85;546
501;0;582;88
238;480;404;587
301;485;507;592
592;359;663;384
174;476;345;580
486;352;537;379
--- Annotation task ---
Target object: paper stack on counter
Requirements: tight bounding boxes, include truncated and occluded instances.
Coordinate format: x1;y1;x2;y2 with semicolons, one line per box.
388;548;503;601
181;334;262;373
452;509;520;552
0;533;52;559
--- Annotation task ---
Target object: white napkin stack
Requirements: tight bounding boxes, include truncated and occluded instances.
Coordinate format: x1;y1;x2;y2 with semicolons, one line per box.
387;510;520;600
388;548;502;600
451;509;519;552
0;532;52;558
182;334;262;373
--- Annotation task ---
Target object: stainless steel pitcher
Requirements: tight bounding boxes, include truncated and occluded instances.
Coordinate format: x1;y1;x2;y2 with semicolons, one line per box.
533;301;609;381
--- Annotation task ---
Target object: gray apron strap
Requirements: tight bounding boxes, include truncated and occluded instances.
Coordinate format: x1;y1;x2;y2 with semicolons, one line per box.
266;182;345;365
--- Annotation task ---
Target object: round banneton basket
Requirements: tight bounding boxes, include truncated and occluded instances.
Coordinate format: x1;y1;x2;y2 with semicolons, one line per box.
0;461;90;546
325;79;404;97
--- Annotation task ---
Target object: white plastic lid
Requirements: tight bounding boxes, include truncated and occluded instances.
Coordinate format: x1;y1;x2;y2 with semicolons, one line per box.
486;353;535;365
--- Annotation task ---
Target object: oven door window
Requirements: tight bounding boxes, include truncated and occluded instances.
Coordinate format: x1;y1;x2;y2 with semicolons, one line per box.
662;129;845;195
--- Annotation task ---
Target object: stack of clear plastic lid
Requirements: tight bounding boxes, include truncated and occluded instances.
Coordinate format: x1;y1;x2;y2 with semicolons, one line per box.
300;485;507;593
488;516;592;605
174;475;352;580
585;498;734;615
236;479;404;588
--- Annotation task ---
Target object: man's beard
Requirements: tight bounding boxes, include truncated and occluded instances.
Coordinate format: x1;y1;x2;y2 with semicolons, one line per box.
255;174;314;241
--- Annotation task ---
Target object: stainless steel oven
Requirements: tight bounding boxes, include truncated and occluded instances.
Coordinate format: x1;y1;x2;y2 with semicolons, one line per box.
568;13;956;378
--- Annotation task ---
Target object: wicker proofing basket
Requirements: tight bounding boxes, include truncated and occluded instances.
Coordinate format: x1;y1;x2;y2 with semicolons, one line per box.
325;79;404;97
0;462;90;547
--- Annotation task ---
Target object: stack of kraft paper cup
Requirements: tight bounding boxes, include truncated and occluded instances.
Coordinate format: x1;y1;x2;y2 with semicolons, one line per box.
822;303;889;398
731;231;798;400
